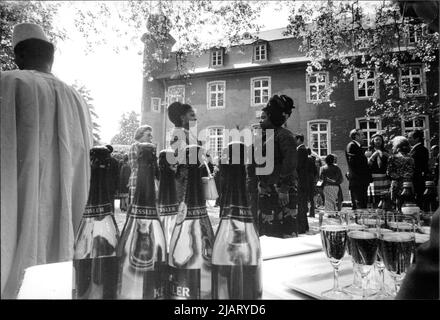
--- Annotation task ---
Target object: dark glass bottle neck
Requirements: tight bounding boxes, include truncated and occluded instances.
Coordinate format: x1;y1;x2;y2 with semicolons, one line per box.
84;166;112;216
221;165;254;222
132;158;158;218
184;164;206;208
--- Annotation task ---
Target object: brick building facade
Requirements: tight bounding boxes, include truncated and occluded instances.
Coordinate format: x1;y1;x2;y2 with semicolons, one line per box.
141;28;439;200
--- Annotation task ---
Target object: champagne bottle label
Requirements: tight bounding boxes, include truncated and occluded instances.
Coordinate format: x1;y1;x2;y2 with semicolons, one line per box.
158;204;179;216
167;266;201;299
185;206;208;220
83;203;113;217
211;265;262;299
142;264;168;299
73;256;119;299
130;205;160;219
222;205;253;222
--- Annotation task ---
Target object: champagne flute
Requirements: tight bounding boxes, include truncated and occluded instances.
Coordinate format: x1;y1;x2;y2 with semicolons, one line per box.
380;214;416;296
320;217;351;300
366;226;394;299
342;210;367;297
348;229;379;299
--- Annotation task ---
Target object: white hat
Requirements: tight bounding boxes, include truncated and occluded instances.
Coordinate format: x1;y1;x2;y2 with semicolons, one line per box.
12;23;50;48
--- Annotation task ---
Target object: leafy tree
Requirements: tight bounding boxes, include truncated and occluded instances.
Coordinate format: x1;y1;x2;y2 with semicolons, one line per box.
282;0;439;126
0;1;66;70
72;82;102;146
111;111;140;145
65;1;266;78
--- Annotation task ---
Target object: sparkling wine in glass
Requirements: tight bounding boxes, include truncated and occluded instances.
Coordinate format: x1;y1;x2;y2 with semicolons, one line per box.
348;230;379;299
320;225;351;300
367;227;394;299
343;211;367;297
380;231;415;295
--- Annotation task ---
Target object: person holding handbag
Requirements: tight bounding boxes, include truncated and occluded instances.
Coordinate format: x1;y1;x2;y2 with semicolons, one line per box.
200;153;219;207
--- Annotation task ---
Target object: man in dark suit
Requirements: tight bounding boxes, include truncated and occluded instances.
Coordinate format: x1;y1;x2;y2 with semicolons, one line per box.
296;134;313;223
345;129;371;210
408;130;430;208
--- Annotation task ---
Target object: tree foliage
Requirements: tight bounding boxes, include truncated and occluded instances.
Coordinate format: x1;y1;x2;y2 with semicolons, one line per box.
72;82;102;146
110;111;140;145
0;1;66;70
283;0;439;125
63;1;266;78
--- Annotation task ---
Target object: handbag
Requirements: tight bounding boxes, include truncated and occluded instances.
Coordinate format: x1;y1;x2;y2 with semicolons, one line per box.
201;161;219;200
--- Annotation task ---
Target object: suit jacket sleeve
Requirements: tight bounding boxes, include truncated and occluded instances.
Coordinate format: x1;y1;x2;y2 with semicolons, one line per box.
346;141;360;173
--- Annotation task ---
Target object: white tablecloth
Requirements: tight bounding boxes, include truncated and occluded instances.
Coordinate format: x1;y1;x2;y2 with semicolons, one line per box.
18;234;378;300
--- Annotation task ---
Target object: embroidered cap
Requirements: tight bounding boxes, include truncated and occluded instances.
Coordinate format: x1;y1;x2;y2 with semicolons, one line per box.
12;23;50;48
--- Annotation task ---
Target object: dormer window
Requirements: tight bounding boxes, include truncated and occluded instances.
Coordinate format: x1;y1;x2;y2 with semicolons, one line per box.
407;25;425;45
211;49;224;67
254;43;267;62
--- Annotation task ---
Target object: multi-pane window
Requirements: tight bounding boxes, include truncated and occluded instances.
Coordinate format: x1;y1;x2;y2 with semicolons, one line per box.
306;72;329;103
207;127;224;160
254;44;267;61
402;116;430;148
408;25;424;45
151;97;161;113
308;120;330;157
399;64;426;97
207;81;225;109
211;49;223;67
356;118;381;148
167;85;185;104
251;77;271;106
354;70;378;100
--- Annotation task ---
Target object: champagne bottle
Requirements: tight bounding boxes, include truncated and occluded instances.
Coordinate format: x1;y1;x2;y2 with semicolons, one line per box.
73;146;120;299
116;143;167;299
158;149;179;252
168;145;215;300
421;181;438;225
212;142;262;299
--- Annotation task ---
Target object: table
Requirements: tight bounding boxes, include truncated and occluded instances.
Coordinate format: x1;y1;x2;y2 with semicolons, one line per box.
17;234;390;300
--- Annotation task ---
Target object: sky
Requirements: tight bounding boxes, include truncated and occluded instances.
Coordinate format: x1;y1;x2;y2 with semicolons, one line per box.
50;1;292;144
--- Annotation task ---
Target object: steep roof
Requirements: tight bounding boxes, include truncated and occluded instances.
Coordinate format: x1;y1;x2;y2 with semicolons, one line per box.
241;27;293;44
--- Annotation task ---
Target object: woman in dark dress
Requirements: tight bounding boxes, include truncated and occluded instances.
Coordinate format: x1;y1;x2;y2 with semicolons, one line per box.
257;94;300;237
167;101;199;205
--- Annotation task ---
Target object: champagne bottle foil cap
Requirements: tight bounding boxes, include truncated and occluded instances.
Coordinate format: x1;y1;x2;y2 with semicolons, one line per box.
132;143;158;208
90;146;112;168
219;142;252;219
86;146;113;207
181;145;208;209
158;149;179;208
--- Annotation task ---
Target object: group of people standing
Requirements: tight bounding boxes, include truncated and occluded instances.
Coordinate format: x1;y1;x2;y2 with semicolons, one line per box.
345;128;438;211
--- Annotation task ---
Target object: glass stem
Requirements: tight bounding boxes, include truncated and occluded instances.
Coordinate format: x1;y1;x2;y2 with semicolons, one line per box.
394;278;401;295
379;267;385;293
333;264;340;291
361;272;368;299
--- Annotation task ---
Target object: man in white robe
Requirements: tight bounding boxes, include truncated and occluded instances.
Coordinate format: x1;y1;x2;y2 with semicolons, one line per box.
1;23;93;298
